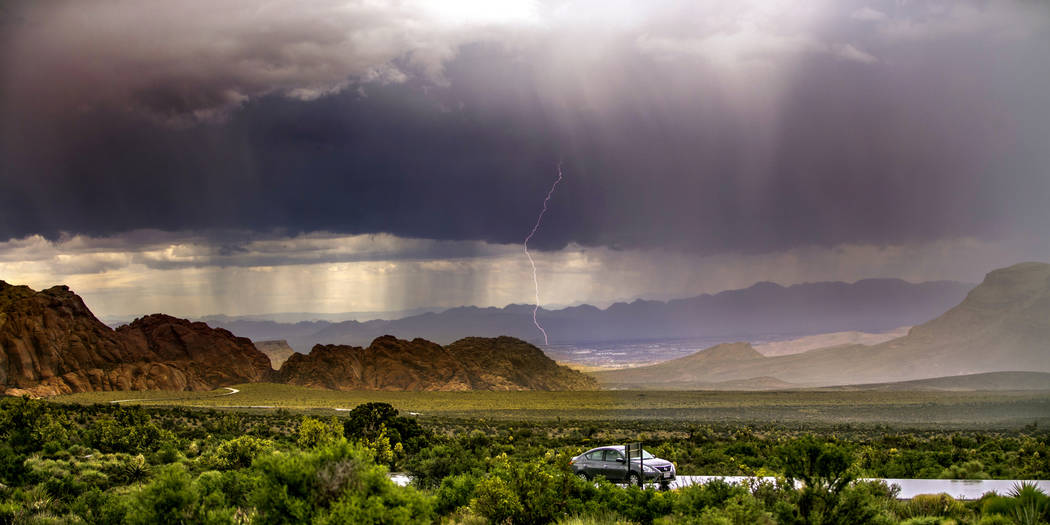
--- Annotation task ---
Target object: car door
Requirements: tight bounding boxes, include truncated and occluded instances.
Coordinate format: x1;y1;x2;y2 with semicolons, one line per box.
582;450;604;478
602;449;628;481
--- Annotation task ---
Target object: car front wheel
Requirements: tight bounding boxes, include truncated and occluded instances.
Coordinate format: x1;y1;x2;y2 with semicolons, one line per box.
627;472;640;486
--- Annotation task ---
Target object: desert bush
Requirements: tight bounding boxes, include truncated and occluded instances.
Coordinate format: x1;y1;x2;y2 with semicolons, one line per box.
898;517;957;525
87;415;176;455
975;515;1013;525
406;442;483;489
435;472;478;515
940;460;990;480
471;451;585;524
897;493;970;522
472;475;524;524
297;417;342;449
124;464;243;525
202;435;273;470
673;478;748;516
558;510;637;524
251;438;433;524
979;493;1016;518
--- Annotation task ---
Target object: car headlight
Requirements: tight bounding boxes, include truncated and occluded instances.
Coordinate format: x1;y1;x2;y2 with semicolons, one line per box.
643;465;656;472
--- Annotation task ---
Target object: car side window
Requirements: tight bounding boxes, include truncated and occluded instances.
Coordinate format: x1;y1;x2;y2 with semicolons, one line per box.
585;451;603;461
604;450;624;462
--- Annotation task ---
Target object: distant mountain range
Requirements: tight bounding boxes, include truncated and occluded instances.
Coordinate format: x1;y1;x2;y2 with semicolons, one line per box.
594;262;1050;389
102;307;444;327
204;278;973;352
2;263;1048;395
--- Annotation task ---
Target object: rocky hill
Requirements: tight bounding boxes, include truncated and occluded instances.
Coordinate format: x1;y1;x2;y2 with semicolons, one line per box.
0;281;272;396
275;335;597;391
595;262;1050;388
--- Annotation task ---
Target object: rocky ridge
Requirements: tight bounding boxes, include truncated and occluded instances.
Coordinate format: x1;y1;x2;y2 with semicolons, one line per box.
275;335;597;391
0;281;272;396
1;281;595;395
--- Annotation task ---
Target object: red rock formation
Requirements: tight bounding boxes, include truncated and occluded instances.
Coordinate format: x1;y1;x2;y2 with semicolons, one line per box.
0;281;272;397
274;334;597;391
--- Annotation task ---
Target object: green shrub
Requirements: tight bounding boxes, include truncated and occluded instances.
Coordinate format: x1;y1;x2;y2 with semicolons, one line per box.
125;465;198;525
203;435;273;470
86;408;176;455
558;510;637;524
435;473;478;515
821;480;898;525
251;438;433;524
405;442;483;489
899;494;969;520
899;517;957;525
297;417;342;450
673;478;747;516
980;494;1015;517
975;515;1014;525
939;460;989;480
471;476;524;524
596;484;676;525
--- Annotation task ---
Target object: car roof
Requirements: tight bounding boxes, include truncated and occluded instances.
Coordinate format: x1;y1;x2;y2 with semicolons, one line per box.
585;446;625;452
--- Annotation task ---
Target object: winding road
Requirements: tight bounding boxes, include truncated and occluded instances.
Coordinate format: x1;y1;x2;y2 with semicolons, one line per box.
109;386;240;404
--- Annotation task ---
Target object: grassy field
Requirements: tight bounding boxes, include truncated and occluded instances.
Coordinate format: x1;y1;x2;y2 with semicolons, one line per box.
52;383;1050;428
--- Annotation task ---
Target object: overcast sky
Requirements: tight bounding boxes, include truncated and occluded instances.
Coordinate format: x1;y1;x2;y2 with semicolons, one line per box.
2;0;1049;318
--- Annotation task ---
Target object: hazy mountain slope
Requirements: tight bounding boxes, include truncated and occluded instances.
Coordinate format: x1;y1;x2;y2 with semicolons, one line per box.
254;340;296;368
825;372;1050;391
595;263;1050;388
591;342;764;385
203;319;332;346
754;327;909;356
0;282;272;396
223;279;971;351
274;335;596;391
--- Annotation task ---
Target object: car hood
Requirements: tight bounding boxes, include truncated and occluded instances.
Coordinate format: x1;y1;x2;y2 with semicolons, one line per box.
631;458;673;468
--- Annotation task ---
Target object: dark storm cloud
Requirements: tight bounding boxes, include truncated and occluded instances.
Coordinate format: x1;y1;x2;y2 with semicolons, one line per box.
2;1;1049;254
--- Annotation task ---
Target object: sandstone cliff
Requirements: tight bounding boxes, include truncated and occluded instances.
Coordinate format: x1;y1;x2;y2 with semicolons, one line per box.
0;282;272;396
275;335;597;391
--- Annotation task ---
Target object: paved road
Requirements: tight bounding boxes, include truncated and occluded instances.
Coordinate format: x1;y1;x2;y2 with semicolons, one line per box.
391;473;1050;499
661;476;1050;500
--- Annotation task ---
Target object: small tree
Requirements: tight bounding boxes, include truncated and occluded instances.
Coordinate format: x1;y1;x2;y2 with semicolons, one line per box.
777;437;854;524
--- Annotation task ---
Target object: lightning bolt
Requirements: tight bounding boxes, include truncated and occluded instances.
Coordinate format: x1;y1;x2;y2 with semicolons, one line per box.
524;162;563;345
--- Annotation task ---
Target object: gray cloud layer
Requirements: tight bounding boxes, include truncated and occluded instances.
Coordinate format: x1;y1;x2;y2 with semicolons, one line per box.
2;1;1048;254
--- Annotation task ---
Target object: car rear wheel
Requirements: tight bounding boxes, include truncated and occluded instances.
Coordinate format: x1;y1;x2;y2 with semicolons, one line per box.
576;472;590;481
627;472;640;486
